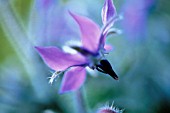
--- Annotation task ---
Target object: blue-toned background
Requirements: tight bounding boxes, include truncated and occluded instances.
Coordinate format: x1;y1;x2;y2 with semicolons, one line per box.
0;0;170;113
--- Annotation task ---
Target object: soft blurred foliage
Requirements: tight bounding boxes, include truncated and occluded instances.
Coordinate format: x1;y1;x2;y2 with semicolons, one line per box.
0;0;170;113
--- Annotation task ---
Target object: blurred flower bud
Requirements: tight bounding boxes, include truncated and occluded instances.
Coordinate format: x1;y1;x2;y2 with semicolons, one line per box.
97;102;123;113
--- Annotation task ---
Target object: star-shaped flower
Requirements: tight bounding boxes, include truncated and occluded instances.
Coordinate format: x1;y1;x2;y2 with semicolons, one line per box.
35;0;120;93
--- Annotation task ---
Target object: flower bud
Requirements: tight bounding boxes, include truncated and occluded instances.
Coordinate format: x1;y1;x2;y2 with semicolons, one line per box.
97;102;123;113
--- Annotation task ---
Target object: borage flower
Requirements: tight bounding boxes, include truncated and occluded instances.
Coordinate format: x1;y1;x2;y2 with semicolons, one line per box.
35;0;121;93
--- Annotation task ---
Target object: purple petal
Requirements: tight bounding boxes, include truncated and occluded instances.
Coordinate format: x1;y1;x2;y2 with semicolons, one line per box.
69;12;101;53
60;67;86;93
35;46;88;71
99;15;120;48
104;44;113;52
99;0;119;47
101;0;117;25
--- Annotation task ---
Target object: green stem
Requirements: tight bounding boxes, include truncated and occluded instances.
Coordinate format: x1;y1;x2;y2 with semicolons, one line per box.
75;88;87;113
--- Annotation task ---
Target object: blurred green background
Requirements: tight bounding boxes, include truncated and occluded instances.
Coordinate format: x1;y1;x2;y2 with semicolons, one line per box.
0;0;170;113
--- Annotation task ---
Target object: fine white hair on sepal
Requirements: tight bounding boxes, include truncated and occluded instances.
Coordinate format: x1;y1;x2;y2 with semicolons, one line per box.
97;101;124;113
48;71;60;85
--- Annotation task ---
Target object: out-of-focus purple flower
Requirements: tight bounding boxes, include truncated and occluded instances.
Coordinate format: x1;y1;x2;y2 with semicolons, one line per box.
35;0;120;93
29;0;80;45
121;0;155;41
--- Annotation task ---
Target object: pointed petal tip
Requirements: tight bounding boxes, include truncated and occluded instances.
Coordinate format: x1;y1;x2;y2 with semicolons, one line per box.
68;10;78;20
59;88;77;94
102;0;117;25
68;11;81;23
59;67;86;94
34;46;42;52
69;11;101;53
34;46;87;71
34;46;39;49
34;46;43;51
59;81;83;94
68;10;74;16
34;46;47;54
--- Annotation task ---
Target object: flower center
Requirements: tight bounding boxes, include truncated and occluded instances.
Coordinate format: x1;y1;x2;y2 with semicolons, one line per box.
88;50;118;80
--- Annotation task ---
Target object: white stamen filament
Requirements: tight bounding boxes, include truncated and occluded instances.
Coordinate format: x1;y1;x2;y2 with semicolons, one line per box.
48;71;60;85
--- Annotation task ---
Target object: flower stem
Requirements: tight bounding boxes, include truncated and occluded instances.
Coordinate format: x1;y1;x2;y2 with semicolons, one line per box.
0;0;48;98
75;88;87;113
